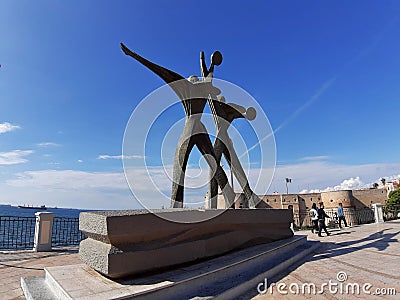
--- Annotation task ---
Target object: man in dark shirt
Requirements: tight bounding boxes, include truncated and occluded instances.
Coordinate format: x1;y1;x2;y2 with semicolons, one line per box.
318;202;331;237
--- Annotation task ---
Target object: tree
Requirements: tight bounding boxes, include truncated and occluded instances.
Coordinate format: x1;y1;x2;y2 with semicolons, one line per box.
381;178;386;186
373;183;379;189
386;190;400;207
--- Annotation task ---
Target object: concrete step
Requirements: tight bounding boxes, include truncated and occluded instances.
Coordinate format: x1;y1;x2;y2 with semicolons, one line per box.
21;235;319;299
21;277;60;300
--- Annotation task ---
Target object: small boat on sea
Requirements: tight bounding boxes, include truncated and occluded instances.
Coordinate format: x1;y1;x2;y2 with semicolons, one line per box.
18;205;47;210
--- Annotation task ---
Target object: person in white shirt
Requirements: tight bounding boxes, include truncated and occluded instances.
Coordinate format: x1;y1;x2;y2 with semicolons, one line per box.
309;203;319;233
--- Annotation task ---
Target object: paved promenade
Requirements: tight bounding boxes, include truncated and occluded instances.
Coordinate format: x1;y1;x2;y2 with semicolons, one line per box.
252;220;400;299
0;221;399;299
0;248;80;299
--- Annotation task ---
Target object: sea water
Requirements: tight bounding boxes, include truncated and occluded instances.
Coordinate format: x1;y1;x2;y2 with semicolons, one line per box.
0;205;91;249
0;204;90;218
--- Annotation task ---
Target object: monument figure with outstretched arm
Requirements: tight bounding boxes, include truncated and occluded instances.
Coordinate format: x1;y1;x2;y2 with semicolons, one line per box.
200;53;261;208
120;43;235;208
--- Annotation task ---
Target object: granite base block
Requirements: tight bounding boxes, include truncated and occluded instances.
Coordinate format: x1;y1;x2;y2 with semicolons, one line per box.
79;209;293;278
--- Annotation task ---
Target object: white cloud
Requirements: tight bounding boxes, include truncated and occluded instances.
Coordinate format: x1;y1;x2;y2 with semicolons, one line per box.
276;161;400;194
2;169;135;210
0;150;33;165
7;169;128;190
330;176;365;191
97;154;144;160
377;174;400;183
0;122;20;134
2;161;400;210
299;155;330;162
77;160;83;163
36;142;61;147
299;176;365;193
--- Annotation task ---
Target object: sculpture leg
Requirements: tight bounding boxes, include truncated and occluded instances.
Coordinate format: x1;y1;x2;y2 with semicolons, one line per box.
209;138;226;208
223;137;261;208
170;133;195;208
195;134;235;208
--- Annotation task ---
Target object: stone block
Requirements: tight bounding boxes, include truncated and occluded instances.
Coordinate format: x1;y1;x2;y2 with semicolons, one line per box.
79;209;293;278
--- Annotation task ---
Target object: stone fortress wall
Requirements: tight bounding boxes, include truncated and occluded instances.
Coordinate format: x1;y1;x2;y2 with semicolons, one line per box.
212;188;389;227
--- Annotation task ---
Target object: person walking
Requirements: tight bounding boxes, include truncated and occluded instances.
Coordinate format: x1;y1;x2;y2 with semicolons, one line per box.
309;203;319;234
317;202;331;237
337;203;348;228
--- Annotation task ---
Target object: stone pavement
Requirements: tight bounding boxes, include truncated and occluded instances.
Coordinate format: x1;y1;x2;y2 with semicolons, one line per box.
0;248;80;300
250;220;400;299
1;221;399;299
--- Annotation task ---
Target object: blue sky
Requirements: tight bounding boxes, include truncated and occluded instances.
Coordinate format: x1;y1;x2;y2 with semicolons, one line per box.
1;1;400;209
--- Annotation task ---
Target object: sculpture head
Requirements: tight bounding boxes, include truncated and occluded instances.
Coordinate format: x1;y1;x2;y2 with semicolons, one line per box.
211;51;223;66
245;107;257;121
188;75;200;83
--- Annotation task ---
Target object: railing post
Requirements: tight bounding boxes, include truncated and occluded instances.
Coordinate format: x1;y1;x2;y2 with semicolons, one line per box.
33;212;55;252
372;203;384;223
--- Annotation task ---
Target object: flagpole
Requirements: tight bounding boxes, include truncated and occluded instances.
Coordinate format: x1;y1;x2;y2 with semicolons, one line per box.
286;180;288;194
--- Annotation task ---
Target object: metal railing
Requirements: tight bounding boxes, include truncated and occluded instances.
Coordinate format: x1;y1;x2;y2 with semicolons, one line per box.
293;207;376;229
0;216;36;249
52;217;86;247
0;216;86;250
353;207;375;224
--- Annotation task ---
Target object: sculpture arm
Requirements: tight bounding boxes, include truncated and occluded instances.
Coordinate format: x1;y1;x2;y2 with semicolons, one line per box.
200;51;209;78
121;43;186;84
227;103;246;115
121;43;194;102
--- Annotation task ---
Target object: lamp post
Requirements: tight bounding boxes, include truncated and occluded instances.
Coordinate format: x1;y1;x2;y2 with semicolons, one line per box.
285;178;292;194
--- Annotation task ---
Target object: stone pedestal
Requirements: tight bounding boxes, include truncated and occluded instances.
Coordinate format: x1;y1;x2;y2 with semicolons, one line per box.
33;212;54;252
79;209;293;278
372;203;384;223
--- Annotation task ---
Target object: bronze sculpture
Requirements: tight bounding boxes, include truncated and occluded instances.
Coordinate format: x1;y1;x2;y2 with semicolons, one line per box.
199;53;260;208
207;98;261;208
121;43;236;208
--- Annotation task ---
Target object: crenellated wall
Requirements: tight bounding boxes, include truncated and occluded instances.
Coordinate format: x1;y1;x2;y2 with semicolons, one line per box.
229;188;389;227
215;188;389;227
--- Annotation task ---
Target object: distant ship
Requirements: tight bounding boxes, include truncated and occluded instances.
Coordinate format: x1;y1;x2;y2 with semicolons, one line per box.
18;205;47;210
